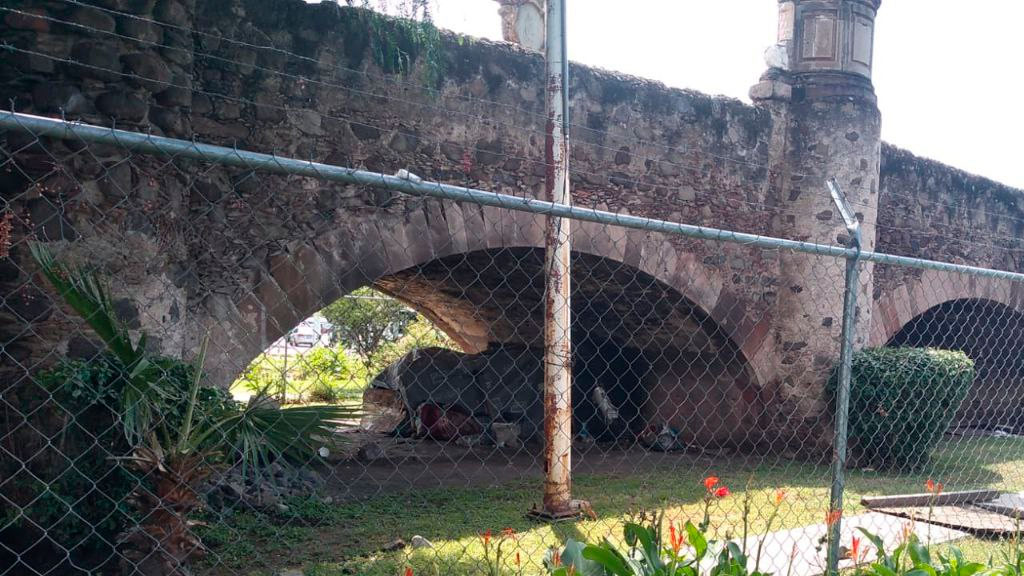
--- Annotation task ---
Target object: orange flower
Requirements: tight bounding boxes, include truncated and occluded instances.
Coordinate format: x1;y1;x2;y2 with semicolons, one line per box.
926;478;936;493
481;529;492;548
551;549;561;567
774;490;786;506
704;476;720;491
825;509;842;527
715;486;730;498
850;536;862;561
501;527;517;539
669;523;686;555
515;551;521;566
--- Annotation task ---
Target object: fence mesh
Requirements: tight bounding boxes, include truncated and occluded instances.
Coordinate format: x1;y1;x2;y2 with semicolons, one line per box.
2;2;1024;576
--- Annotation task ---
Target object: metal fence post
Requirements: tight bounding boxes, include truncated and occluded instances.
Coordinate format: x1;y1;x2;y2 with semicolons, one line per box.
826;179;863;575
534;0;577;520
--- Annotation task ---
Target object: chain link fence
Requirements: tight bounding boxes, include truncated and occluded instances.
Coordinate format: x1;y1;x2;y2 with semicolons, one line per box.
2;110;1023;576
2;2;1024;576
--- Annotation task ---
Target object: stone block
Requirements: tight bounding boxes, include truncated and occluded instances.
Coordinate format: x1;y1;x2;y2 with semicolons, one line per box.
360;387;405;433
5;8;48;32
69;41;122;80
491;422;521;449
121;52;173;91
95;91;148;121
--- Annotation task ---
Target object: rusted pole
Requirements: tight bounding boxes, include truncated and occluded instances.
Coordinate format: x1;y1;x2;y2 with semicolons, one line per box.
536;0;575;520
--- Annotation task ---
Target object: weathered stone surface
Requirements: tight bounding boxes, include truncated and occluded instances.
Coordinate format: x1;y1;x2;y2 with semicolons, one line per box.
67;7;116;32
148;105;186;136
4;8;48;32
95;91;148;121
2;0;1021;457
118;17;163;44
121;52;173;91
68;41;122;80
360;387;405;433
155;78;193;107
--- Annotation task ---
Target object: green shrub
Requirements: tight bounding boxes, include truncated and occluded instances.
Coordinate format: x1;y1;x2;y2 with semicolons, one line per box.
9;355;139;569
830;347;974;471
6;354;236;568
308;380;341;403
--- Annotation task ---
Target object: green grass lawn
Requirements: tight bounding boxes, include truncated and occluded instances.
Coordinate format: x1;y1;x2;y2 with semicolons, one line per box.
195;436;1024;576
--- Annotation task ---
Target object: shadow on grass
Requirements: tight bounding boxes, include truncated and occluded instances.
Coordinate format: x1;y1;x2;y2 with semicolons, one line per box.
195;436;1024;576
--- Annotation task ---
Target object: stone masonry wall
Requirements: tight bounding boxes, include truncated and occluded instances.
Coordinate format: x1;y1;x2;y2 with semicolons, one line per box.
4;0;1022;451
1;0;783;394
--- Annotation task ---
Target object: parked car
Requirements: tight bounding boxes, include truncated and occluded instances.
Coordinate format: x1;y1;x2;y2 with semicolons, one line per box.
288;330;318;348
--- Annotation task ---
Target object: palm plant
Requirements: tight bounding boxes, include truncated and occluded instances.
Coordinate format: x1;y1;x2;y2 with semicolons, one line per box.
31;243;358;575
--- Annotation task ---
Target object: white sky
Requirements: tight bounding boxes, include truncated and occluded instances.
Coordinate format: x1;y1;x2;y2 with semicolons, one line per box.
422;0;1024;189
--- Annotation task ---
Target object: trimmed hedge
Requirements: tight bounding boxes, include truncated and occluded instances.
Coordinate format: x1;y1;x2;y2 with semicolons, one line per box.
829;347;974;471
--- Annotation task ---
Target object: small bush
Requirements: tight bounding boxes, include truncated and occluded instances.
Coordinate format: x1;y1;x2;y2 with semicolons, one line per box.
829;347;974;471
308;380;340;403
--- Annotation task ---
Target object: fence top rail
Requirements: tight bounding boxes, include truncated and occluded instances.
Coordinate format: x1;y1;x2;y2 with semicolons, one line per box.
4;110;1024;283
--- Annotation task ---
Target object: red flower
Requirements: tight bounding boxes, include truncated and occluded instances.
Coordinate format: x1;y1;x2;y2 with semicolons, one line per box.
481;529;491;548
703;476;720;491
715;486;730;498
825;509;842;527
552;549;561;567
405;568;413;576
850;536;862;561
669;523;686;554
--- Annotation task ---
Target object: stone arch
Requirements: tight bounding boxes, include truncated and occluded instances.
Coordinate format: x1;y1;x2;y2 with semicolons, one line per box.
207;201;769;379
869;269;1024;348
202;199;774;444
871;269;1024;429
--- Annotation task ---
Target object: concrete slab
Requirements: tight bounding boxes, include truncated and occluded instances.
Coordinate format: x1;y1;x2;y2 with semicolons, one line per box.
873;505;1022;536
979;492;1024;521
740;512;967;576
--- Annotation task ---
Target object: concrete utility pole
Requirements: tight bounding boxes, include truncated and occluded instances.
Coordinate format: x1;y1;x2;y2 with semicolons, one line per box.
532;0;578;521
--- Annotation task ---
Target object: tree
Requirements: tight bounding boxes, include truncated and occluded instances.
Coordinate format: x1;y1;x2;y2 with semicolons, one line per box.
321;287;417;371
321;288;462;378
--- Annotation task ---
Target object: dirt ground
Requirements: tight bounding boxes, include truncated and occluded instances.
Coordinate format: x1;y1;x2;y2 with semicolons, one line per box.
322;428;758;501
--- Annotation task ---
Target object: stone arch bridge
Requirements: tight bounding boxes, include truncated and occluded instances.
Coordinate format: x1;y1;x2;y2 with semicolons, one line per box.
3;0;1024;451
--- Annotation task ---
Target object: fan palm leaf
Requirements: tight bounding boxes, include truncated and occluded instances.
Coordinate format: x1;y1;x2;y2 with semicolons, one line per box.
192;397;358;475
30;243;167;442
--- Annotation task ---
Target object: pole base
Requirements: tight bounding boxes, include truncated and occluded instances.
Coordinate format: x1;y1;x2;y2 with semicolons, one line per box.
526;499;593;523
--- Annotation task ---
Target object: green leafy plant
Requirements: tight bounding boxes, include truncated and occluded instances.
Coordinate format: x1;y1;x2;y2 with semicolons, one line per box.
344;1;446;88
544;476;774;576
30;243;359;575
856;527;992;576
828;347;974;471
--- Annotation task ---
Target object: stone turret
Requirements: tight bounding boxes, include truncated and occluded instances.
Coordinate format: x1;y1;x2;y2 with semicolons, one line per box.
753;0;881;102
494;0;546;52
754;0;883;453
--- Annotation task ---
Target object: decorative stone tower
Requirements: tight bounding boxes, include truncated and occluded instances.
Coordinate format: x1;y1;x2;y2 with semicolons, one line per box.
752;0;883;453
753;0;880;101
494;0;546;52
